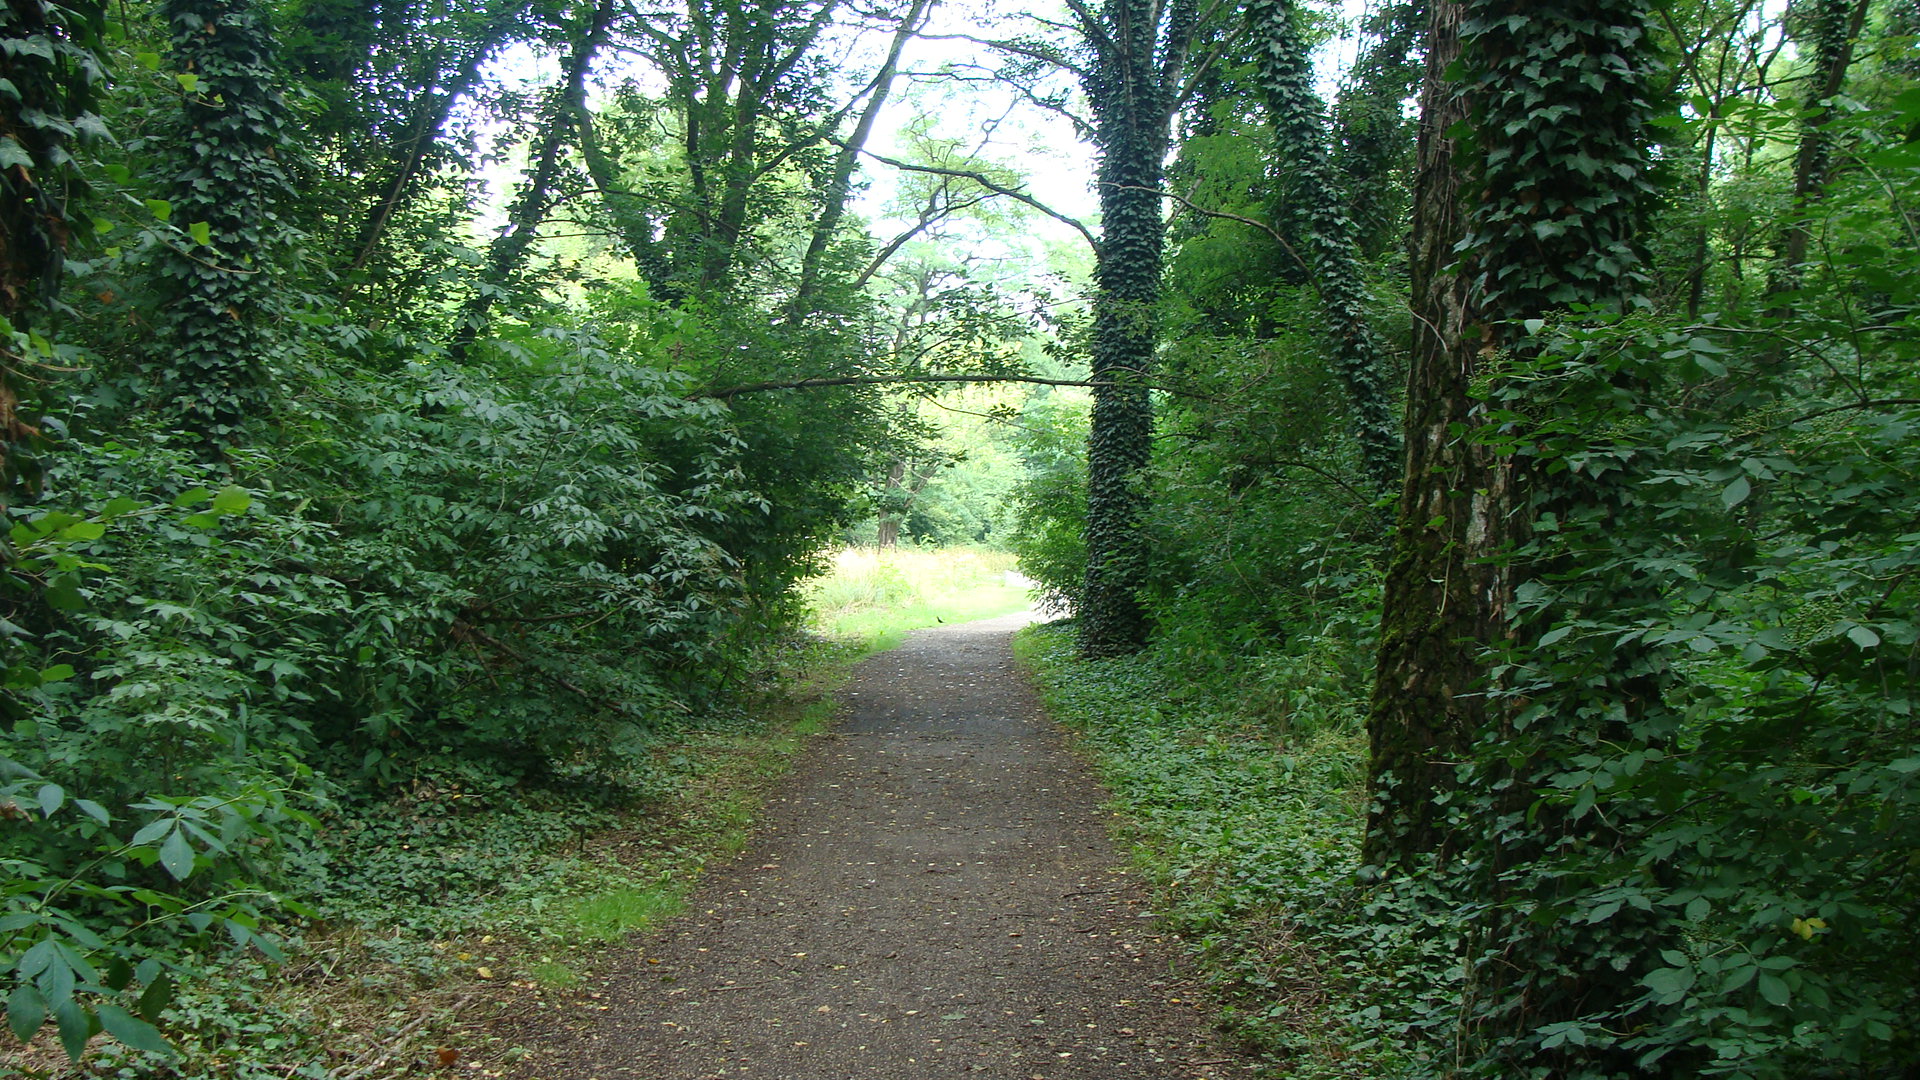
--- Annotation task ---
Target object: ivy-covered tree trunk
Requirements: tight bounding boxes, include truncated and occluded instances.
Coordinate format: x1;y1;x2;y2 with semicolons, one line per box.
151;0;296;447
0;0;103;492
1436;2;1674;1068
1074;0;1199;659
1247;0;1401;495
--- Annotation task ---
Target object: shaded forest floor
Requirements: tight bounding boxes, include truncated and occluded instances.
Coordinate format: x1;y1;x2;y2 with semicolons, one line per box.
473;612;1251;1080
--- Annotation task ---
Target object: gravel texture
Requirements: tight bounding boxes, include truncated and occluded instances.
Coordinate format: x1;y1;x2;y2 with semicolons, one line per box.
504;612;1251;1080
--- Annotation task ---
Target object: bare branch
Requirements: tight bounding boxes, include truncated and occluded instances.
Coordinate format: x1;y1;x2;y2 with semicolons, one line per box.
915;31;1088;77
845;143;1098;249
1107;183;1310;278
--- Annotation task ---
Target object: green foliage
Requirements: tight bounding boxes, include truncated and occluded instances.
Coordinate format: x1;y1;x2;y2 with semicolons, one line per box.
1004;393;1090;616
1456;1;1662;323
146;0;298;444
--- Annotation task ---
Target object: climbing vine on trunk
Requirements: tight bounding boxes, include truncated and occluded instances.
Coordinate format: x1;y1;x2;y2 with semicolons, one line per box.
1074;0;1203;659
1247;0;1401;495
149;0;296;446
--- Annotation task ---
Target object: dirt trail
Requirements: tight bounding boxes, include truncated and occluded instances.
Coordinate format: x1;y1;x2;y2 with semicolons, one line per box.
507;612;1251;1080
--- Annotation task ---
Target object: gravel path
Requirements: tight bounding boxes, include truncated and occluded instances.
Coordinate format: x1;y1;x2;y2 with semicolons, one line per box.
506;613;1250;1080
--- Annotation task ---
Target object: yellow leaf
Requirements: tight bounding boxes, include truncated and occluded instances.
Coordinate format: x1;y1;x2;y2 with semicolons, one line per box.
475;966;494;979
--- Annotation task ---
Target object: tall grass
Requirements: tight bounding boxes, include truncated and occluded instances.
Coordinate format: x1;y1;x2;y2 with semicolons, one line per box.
803;546;1035;648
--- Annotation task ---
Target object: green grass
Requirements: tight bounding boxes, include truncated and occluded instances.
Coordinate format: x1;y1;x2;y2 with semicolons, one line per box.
803;546;1034;648
563;884;685;943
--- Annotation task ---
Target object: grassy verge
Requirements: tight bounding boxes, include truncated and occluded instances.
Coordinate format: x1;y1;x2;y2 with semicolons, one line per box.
1013;621;1417;1079
802;546;1033;649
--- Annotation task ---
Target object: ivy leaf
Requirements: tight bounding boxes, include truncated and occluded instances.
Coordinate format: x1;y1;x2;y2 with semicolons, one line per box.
0;137;33;171
143;199;173;223
188;222;212;246
175;73;199;94
134;51;162;70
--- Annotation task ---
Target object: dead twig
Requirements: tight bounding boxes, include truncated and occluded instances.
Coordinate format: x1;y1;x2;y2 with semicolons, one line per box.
326;993;478;1080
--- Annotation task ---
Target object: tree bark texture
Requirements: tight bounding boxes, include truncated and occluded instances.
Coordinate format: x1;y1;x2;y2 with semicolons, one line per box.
1362;0;1492;869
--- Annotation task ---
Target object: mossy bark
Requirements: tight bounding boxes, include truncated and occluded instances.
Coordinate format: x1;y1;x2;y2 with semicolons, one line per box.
1363;0;1496;868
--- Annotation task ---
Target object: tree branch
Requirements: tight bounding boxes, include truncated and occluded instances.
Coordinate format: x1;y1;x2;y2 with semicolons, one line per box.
702;373;1212;401
1107;183;1310;277
844;143;1097;249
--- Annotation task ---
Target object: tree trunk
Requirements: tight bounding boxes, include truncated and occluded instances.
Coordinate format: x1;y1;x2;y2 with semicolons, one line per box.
0;0;104;489
449;0;614;362
1771;0;1869;292
1248;0;1402;495
1421;2;1675;1070
787;0;932;318
578;106;675;297
1074;0;1200;659
1363;0;1487;868
350;8;517;272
